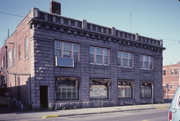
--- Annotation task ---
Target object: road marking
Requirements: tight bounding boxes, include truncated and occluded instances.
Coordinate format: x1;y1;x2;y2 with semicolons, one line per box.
42;115;60;119
142;120;149;121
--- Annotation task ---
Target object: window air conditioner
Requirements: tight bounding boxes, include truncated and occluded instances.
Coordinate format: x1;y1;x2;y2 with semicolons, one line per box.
55;56;74;67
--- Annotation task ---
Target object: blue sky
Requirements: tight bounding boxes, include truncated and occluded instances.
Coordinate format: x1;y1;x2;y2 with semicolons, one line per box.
0;0;180;65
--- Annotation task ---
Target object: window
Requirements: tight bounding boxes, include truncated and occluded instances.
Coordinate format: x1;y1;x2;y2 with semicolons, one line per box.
54;41;80;61
141;82;152;98
13;44;16;65
140;55;153;70
18;44;21;60
8;50;13;67
117;51;133;68
163;70;166;76
170;68;178;75
56;77;79;100
118;81;132;98
89;46;110;65
90;79;110;99
24;38;29;59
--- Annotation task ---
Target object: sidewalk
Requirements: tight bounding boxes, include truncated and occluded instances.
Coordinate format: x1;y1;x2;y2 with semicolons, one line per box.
42;103;170;119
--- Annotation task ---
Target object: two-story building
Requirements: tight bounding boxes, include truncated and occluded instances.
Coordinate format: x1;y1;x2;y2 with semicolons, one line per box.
163;62;180;99
0;1;165;110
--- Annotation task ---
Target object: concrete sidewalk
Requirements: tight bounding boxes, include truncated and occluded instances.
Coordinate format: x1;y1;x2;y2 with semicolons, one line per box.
42;103;170;119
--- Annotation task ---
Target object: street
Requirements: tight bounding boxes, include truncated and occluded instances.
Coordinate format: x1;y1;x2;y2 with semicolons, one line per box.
0;109;168;121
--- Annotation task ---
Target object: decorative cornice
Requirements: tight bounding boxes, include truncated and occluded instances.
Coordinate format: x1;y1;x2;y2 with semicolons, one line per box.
29;10;165;52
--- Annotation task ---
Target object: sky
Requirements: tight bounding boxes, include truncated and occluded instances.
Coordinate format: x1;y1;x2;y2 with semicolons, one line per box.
0;0;180;65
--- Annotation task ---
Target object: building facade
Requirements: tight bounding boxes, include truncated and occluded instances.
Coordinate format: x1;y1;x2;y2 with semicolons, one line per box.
163;62;180;99
0;1;165;109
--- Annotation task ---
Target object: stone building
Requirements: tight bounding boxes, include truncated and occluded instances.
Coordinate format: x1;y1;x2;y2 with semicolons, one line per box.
163;62;180;99
0;1;165;109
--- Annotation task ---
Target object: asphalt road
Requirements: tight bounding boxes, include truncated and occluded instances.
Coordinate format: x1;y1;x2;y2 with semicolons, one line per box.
48;109;168;121
0;109;168;121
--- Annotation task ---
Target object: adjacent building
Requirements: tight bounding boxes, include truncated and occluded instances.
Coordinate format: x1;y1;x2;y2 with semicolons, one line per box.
0;1;165;109
163;62;180;99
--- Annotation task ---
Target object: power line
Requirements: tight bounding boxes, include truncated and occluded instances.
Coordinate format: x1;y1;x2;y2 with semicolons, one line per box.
0;11;24;18
163;39;180;41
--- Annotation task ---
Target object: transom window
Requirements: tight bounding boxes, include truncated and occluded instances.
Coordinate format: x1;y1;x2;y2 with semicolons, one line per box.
117;51;134;68
118;81;132;98
140;55;153;70
56;77;79;100
90;46;109;65
141;82;152;98
54;41;80;61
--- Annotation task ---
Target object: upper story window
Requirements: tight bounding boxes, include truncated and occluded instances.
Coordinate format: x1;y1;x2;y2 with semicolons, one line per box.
54;40;80;61
170;68;178;75
8;50;13;67
117;51;134;68
140;55;153;70
90;46;109;65
18;44;21;60
24;37;29;59
163;70;166;76
13;44;16;65
0;59;3;69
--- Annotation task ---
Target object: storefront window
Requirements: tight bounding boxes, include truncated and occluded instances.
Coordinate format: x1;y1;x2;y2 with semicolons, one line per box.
141;82;152;98
118;81;132;98
56;77;79;100
90;79;110;99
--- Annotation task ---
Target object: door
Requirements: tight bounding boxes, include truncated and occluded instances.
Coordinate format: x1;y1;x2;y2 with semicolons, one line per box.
40;86;48;109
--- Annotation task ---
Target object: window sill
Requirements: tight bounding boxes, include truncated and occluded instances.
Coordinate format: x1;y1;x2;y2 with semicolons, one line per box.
140;97;152;99
140;68;153;71
55;99;79;101
90;98;109;100
90;63;109;66
118;66;133;69
118;97;133;99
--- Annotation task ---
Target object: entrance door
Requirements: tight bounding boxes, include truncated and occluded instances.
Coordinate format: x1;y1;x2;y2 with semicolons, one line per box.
40;86;48;109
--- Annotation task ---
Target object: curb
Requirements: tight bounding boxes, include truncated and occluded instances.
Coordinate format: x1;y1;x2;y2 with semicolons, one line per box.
154;106;169;109
41;105;170;119
42;115;60;119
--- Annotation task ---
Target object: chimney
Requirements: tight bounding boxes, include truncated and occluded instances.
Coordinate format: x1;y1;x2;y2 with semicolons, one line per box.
50;0;61;15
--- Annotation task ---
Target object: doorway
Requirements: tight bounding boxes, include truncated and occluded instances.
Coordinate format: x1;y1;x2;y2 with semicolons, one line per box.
40;86;48;109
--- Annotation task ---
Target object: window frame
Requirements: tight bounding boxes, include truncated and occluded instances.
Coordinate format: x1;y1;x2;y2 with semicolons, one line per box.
24;37;29;59
140;82;152;98
54;40;80;62
117;51;134;68
89;79;110;99
140;55;154;70
8;49;13;68
55;77;79;100
118;81;133;98
170;68;179;75
89;46;110;66
163;70;166;76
